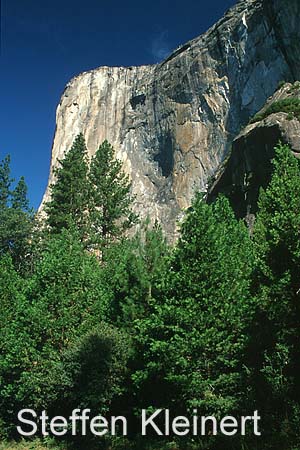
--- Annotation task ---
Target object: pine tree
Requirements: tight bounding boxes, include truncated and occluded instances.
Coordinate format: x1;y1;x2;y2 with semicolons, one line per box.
11;176;29;211
0;229;131;436
0;254;30;436
133;194;254;425
89;140;138;249
0;155;33;270
0;155;12;209
45;133;90;240
103;220;169;325
252;143;300;445
45;137;137;251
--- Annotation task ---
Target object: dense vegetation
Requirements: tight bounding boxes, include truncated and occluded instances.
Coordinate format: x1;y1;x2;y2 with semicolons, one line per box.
250;97;300;123
0;138;300;450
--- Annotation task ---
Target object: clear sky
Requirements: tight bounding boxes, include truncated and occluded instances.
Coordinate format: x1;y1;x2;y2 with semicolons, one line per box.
1;0;236;209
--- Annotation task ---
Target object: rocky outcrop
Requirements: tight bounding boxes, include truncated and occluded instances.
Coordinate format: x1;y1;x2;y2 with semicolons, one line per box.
208;82;300;219
41;0;300;240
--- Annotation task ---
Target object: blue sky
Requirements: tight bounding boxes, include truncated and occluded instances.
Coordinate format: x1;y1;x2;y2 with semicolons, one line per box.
1;0;236;209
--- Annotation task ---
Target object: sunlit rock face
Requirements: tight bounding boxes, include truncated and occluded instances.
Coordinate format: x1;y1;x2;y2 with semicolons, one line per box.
41;0;300;240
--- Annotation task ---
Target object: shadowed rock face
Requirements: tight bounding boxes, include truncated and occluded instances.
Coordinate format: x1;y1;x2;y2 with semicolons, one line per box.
208;82;300;219
41;0;300;240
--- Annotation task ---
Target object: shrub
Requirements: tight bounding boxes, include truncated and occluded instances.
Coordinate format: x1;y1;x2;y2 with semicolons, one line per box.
250;98;300;124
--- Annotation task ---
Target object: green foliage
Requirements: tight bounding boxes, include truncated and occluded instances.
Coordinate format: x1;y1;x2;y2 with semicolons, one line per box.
11;177;30;211
89;140;138;249
133;196;254;429
59;323;132;415
251;143;300;446
45;134;90;240
0;230;113;435
46;136;137;250
102;221;169;326
0;156;12;208
250;98;300;124
0;439;66;450
254;143;300;276
3;136;300;450
26;229;109;345
288;81;300;93
0;155;33;271
0;256;33;436
276;80;287;91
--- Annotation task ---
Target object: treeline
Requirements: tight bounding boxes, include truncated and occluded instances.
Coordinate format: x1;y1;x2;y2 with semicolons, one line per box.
0;138;300;450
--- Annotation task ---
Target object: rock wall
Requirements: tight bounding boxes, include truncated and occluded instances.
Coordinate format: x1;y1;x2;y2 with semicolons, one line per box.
41;0;300;240
208;82;300;219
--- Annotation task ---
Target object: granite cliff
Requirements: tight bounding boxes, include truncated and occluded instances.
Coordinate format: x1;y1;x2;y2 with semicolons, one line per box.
41;0;300;239
208;81;300;223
